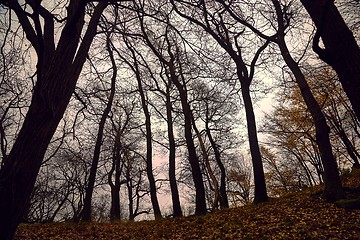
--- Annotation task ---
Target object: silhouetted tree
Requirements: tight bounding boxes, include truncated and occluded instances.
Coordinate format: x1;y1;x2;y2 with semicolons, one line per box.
300;0;360;120
82;32;118;221
120;36;163;220
271;0;344;201
0;1;109;238
171;0;269;203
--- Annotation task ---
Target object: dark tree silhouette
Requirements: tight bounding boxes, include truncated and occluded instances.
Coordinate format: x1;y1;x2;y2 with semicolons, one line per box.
131;4;208;214
271;0;344;201
121;37;163;220
300;0;360;121
171;0;269;203
0;1;108;238
81;33;117;222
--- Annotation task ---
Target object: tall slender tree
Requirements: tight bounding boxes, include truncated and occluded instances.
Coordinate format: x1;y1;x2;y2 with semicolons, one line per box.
128;3;208;214
108;99;136;221
204;98;229;209
119;36;163;219
270;0;344;201
164;77;184;217
171;0;269;203
81;32;118;221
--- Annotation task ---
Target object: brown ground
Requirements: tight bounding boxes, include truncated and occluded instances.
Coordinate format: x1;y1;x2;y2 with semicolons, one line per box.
15;171;360;239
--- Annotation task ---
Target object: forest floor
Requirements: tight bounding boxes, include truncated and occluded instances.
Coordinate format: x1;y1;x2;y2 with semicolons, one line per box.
15;171;360;240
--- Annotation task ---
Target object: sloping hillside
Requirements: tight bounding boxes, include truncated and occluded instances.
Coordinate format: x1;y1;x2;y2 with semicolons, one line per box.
15;172;360;239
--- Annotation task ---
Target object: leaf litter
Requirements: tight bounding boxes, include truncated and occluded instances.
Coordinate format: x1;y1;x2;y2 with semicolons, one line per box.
16;173;360;239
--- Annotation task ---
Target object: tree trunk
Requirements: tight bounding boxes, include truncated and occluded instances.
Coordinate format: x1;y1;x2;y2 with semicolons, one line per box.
81;35;117;222
272;0;344;201
126;162;135;221
171;0;269;204
133;58;162;220
300;0;360;120
205;104;229;209
192;115;220;211
166;85;183;217
205;127;229;209
142;96;162;220
109;128;122;221
0;96;63;238
110;183;121;221
182;100;207;215
170;63;207;215
240;83;268;203
120;35;162;220
0;2;106;238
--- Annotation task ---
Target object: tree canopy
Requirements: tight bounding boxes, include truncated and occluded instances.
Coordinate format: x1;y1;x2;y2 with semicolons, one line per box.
0;0;359;239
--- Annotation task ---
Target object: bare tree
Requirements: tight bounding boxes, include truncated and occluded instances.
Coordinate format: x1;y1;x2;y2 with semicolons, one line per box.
270;0;344;201
118;35;163;219
0;1;110;238
170;0;269;203
81;32;118;221
107;102;134;221
115;21;184;216
300;0;360;120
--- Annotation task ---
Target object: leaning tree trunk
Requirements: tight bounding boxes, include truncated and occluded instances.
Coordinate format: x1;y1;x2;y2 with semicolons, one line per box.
300;0;360;121
205;104;229;209
272;0;344;201
170;63;207;215
281;56;344;201
191;114;220;211
0;2;107;239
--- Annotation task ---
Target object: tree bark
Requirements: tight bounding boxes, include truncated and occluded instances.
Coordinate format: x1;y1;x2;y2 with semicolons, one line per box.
204;122;229;209
0;2;107;238
191;114;220;211
170;63;207;215
272;0;344;201
81;35;117;222
240;83;268;203
300;0;360;121
165;84;183;217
